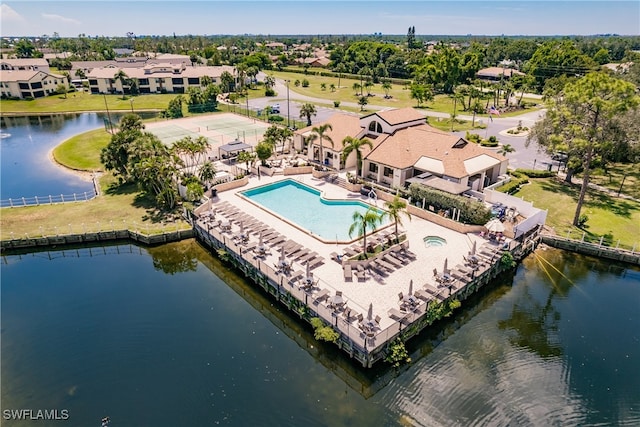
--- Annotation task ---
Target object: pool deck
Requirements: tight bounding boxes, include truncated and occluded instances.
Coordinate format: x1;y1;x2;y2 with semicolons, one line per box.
194;172;512;364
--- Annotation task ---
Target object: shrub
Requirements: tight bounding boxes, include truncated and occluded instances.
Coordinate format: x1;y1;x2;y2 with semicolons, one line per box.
498;177;529;194
310;317;339;343
465;132;481;143
265;88;276;96
515;169;555;178
500;252;516;268
333;101;341;108
408;183;492;225
578;214;589;228
385;338;411;368
268;115;284;122
301;79;310;87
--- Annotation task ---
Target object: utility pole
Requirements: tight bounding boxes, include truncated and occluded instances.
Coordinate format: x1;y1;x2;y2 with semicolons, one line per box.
286;80;291;128
103;94;114;133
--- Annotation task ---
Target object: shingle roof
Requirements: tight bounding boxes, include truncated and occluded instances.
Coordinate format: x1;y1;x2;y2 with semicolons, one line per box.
297;113;366;151
86;65;235;80
365;107;426;126
365;124;505;178
476;67;525;78
0;69;62;82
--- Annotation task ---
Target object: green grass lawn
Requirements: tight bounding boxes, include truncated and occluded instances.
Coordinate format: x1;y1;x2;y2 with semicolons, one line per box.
267;70;541;118
0;173;189;240
513;178;640;249
53;128;111;171
0;92;178;114
427;117;487;132
580;163;640;201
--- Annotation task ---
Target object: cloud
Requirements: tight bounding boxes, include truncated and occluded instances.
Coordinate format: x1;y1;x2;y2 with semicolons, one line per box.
42;13;81;25
0;4;26;23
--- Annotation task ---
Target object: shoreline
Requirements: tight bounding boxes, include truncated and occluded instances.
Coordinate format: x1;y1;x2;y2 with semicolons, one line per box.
47;146;99;183
0;108;163;117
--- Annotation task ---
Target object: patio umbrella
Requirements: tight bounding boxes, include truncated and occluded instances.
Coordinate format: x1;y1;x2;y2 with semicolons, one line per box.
471;240;477;255
305;261;311;279
367;303;373;320
408;279;413;296
279;245;286;262
258;231;263;247
443;258;449;275
485;219;505;233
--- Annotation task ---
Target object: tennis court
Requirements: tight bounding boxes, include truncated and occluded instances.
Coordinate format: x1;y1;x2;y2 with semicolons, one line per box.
149;124;218;146
144;113;271;160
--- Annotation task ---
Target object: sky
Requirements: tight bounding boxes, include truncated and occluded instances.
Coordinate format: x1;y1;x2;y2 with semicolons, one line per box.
1;1;639;38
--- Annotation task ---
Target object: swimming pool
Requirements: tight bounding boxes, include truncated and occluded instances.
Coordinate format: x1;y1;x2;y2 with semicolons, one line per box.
241;179;388;242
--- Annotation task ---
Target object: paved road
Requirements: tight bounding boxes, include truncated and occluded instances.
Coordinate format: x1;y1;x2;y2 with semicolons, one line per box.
250;74;556;170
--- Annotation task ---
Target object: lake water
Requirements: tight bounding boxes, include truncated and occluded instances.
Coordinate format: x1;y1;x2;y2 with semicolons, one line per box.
0;112;156;202
2;241;638;426
0;114;106;201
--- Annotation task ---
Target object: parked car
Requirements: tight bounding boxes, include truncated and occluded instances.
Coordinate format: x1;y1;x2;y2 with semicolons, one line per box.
271;103;280;114
551;151;568;162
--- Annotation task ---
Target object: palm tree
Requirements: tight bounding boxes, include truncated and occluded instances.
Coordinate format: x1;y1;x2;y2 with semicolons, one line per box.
341;136;373;176
382;195;412;244
236;150;256;175
358;96;368;111
348;208;381;256
198;160;217;190
382;81;392;98
320;83;326;91
364;80;374;96
335;63;346;89
329;83;336;92
299;102;317;126
498;144;515;156
307;123;334;166
113;69;129;100
352;82;361;96
220;71;234;93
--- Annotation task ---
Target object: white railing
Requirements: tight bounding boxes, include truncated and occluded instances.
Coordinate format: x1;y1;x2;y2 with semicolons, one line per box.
1;189;98;208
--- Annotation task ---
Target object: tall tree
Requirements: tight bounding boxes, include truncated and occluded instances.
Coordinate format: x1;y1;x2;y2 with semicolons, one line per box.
341;136;373;177
349;208;381;255
527;72;639;226
113;69;129;100
307;123;334;166
382;195;412;244
299;102;317;126
198;160;217;190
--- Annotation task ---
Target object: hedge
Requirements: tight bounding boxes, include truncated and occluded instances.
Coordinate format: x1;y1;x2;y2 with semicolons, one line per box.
407;183;492;225
515;169;555;178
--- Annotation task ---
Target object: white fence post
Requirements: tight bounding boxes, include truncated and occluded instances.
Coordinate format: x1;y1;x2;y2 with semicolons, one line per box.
35;196;39;205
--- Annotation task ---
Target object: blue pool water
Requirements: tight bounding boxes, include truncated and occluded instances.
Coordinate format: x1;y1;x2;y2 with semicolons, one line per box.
242;179;388;241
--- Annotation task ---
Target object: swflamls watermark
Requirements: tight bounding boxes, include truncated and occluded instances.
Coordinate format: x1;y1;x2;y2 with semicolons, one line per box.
2;409;69;421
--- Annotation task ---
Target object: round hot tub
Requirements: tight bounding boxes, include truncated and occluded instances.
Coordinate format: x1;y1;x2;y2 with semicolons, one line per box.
423;235;447;248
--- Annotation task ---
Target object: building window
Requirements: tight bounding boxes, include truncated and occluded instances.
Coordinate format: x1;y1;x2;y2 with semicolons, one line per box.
383;167;393;178
369;163;378;173
368;121;382;133
187;78;199;85
172;78;183;85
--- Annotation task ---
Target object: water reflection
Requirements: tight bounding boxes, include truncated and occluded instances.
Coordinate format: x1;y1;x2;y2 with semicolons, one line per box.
0;112;157;200
1;242;638;426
